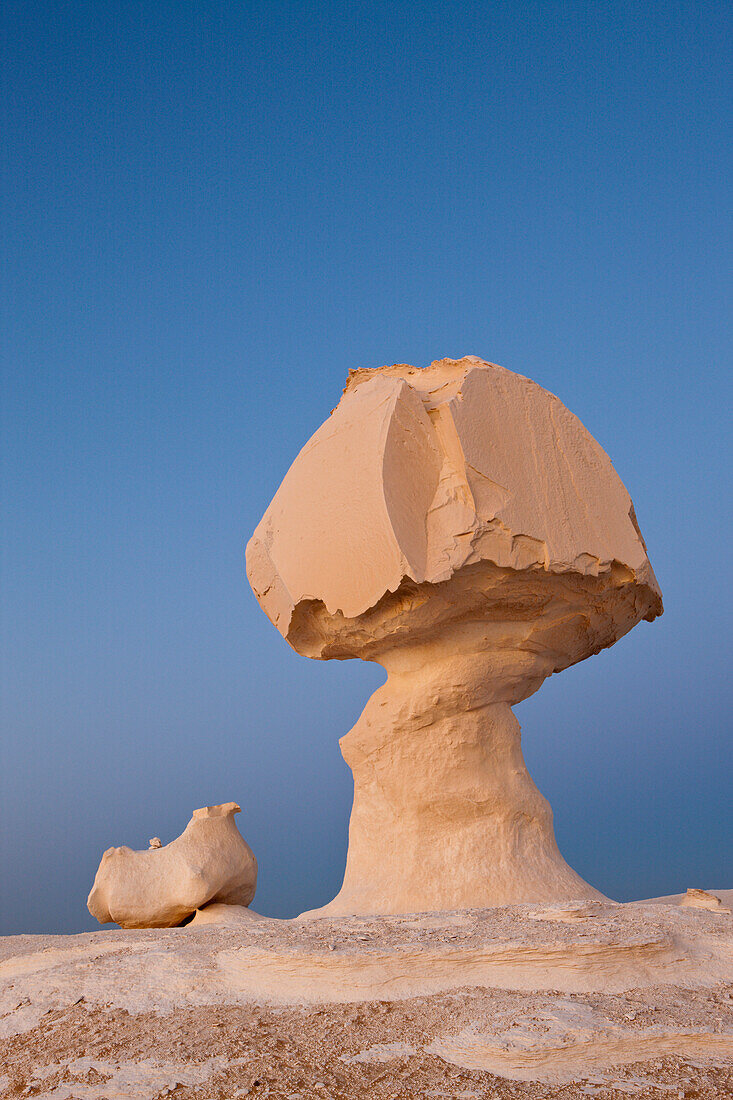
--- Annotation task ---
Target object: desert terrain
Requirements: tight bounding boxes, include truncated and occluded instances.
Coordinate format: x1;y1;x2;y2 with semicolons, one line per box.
2;894;732;1099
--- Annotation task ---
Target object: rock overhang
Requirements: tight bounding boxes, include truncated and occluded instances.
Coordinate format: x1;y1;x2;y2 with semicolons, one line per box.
246;356;662;668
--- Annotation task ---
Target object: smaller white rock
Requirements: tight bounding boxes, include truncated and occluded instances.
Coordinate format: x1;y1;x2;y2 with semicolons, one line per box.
87;802;257;928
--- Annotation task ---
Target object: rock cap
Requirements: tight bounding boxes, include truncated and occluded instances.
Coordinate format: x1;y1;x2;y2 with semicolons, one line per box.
247;357;661;670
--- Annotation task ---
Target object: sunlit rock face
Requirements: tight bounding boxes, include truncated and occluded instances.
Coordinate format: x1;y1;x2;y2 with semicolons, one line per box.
247;357;662;916
87;803;257;928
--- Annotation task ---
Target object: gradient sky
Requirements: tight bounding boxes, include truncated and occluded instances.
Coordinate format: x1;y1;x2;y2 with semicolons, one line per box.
1;1;731;935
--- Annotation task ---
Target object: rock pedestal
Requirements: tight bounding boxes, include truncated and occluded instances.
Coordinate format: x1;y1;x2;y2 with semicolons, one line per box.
320;646;603;917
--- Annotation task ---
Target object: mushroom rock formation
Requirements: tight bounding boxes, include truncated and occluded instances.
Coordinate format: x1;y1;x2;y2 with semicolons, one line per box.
247;357;663;916
87;802;257;928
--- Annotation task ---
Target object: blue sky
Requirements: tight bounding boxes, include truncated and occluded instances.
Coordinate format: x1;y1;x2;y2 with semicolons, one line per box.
1;1;731;933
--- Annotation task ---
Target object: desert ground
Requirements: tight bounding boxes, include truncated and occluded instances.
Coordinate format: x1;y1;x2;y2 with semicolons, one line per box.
2;894;732;1100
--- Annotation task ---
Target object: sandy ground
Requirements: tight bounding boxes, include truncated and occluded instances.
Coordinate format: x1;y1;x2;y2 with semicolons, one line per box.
1;895;732;1099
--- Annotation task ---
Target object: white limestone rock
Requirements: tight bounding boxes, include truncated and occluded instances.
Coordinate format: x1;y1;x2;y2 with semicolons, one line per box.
680;888;731;913
247;357;663;916
87;802;257;928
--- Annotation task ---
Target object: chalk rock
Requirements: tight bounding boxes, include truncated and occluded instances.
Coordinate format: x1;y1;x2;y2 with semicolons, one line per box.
680;888;731;913
87;802;257;928
247;357;663;916
188;902;272;927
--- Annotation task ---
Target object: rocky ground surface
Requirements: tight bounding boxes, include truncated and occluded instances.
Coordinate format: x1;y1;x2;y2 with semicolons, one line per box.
1;895;732;1099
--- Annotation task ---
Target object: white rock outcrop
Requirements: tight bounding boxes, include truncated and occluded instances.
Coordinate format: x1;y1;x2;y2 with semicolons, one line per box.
87;802;257;928
680;888;731;913
247;357;663;916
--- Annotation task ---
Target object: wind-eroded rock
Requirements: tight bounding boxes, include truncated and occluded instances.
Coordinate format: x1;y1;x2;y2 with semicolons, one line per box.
680;888;731;913
247;357;663;916
87;802;257;928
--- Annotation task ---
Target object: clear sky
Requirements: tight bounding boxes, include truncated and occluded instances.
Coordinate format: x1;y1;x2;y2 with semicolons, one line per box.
1;1;731;934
